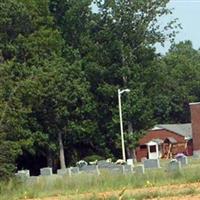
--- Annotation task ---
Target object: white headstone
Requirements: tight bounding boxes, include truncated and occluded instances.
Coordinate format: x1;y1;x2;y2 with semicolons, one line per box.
57;168;71;176
40;167;53;176
127;159;134;166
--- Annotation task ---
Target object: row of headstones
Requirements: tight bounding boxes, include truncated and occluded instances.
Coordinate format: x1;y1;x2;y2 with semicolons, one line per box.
143;156;188;171
15;156;188;181
15;162;145;180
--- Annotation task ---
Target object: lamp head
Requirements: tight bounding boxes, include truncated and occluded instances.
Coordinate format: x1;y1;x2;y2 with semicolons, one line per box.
124;89;130;93
119;88;130;94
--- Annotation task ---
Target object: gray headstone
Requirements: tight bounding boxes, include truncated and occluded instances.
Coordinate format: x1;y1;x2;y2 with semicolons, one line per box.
26;176;39;185
98;162;117;169
57;168;71;176
133;165;145;174
98;160;110;167
70;167;80;174
144;159;160;169
98;162;124;174
79;165;100;175
109;165;124;174
123;165;133;174
193;150;200;158
168;159;181;171
40;167;53;176
176;156;188;166
141;157;147;163
15;170;30;181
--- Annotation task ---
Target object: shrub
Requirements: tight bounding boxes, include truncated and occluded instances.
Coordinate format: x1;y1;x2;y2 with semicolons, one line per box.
82;155;105;163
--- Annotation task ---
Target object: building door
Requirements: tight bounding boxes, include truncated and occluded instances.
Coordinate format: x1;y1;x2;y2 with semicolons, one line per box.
147;141;159;159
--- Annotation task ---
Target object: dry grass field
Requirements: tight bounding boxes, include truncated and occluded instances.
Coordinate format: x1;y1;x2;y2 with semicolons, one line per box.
25;182;200;200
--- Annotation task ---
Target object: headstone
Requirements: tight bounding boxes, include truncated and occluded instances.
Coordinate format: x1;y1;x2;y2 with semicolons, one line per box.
98;162;116;169
76;160;88;168
26;176;39;185
109;165;124;174
40;167;53;176
98;162;124;174
133;165;145;174
123;165;133;174
98;160;110;167
141;157;147;163
143;159;160;169
15;170;30;181
79;165;100;175
168;159;181;171
127;159;134;166
57;168;71;176
176;155;188;166
70;167;80;174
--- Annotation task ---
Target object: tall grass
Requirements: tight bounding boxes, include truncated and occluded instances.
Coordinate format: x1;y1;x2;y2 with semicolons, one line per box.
1;163;200;200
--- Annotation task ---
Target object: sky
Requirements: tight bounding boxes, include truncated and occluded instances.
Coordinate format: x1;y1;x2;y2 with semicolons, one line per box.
159;0;200;54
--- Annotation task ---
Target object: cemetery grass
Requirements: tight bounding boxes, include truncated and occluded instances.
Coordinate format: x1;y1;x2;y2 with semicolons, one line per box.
2;161;200;200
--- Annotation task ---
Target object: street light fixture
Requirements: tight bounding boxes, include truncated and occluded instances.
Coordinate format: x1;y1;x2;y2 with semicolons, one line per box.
118;88;130;161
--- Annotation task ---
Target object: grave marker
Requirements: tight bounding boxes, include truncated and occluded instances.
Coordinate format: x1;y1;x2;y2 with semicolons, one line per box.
15;170;30;181
133;165;145;174
123;165;133;174
79;165;100;175
40;167;53;176
70;167;80;174
176;155;188;166
168;159;181;172
144;159;160;169
57;168;71;176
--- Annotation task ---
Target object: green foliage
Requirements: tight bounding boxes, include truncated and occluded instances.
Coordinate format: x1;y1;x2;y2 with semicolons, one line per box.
0;140;20;179
82;155;105;163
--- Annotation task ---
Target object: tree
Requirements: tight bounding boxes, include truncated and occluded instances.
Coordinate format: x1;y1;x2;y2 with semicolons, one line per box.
26;59;97;169
151;41;200;123
80;0;180;158
0;0;182;177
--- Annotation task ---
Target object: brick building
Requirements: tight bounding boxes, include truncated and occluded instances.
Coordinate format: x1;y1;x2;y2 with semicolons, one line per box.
135;102;200;161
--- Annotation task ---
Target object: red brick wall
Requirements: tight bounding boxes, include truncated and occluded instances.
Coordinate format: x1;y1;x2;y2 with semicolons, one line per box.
139;129;185;144
190;103;200;152
136;129;189;161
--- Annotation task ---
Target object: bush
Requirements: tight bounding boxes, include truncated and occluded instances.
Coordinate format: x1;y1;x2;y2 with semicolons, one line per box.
0;140;20;180
82;155;105;163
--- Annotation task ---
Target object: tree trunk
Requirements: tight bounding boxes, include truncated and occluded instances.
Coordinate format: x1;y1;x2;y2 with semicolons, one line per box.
126;147;133;159
58;132;66;169
127;122;133;159
128;121;133;133
47;150;53;167
133;149;137;163
127;121;137;163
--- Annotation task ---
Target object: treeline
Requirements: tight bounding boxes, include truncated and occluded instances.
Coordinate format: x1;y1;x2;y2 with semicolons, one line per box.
0;0;200;178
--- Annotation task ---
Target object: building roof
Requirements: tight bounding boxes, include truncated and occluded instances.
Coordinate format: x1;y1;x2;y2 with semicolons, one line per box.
165;137;177;144
152;123;192;139
152;138;164;144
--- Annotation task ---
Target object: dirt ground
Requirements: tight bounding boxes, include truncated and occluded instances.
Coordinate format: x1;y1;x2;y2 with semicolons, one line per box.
26;182;200;200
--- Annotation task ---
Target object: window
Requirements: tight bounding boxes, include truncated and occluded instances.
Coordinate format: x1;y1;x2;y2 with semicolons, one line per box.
140;145;147;149
150;145;156;153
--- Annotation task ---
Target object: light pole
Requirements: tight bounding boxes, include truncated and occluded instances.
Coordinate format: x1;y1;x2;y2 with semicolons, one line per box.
118;88;130;161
